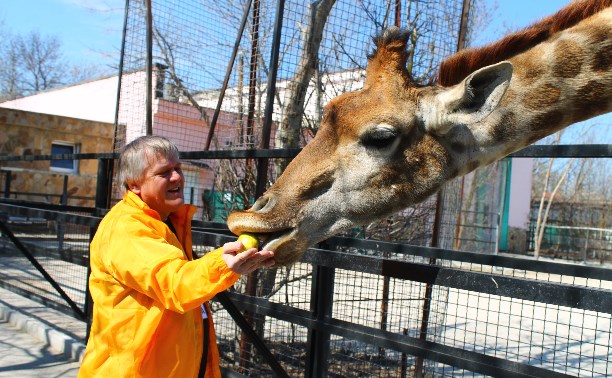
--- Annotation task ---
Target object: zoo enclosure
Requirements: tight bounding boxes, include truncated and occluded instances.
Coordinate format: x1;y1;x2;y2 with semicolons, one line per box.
0;145;611;377
1;0;612;377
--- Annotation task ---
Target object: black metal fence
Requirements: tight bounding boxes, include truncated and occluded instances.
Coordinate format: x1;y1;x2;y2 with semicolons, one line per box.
1;0;611;376
1;147;611;377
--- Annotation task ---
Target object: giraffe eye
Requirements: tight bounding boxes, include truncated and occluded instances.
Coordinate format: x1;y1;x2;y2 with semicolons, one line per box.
362;127;398;149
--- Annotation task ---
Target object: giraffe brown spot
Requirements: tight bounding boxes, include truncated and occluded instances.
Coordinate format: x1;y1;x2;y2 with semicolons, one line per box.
552;40;584;78
528;110;565;144
412;136;448;180
583;25;611;72
467;161;480;173
586;24;609;46
448;167;460;179
491;111;517;143
572;80;609;123
520;55;545;80
591;48;611;72
450;141;466;154
522;84;561;111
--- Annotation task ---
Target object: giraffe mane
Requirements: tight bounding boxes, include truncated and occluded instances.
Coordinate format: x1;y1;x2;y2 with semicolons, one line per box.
438;0;612;87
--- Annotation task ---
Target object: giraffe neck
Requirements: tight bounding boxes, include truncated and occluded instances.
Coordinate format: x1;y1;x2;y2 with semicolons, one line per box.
451;7;611;175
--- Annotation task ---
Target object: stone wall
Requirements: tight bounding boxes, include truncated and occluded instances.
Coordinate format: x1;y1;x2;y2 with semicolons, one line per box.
0;108;113;206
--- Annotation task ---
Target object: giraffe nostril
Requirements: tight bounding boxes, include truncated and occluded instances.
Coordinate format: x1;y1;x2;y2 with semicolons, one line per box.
250;194;277;213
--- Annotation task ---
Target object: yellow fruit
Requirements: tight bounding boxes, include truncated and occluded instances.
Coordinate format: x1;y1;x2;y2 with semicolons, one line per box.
237;233;259;251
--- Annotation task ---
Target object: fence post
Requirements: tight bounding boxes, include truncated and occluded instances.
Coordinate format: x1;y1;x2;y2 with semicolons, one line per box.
255;0;285;197
86;158;114;335
305;257;335;378
3;170;11;198
57;175;69;252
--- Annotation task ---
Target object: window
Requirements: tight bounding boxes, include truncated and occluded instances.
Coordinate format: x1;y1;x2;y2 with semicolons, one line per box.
183;170;200;206
50;141;79;173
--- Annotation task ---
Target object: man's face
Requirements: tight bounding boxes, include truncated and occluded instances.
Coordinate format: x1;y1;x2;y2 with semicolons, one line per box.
128;152;185;220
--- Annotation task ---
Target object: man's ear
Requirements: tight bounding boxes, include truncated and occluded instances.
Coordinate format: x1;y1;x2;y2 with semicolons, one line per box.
419;61;513;135
128;182;141;194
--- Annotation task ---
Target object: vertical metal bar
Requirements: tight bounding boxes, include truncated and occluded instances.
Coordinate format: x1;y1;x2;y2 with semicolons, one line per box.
239;1;262;362
414;188;444;378
57;175;68;251
305;261;334;378
94;159;114;214
60;175;68;205
456;0;472;51
240;0;285;367
145;0;153;136
394;0;401;27
255;0;285;198
205;0;253;151
238;1;261;362
86;159;114;338
3;170;11;198
245;0;261;150
113;0;130;150
415;1;472;374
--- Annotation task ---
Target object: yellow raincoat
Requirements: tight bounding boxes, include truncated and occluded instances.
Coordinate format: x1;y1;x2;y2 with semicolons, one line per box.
78;191;239;377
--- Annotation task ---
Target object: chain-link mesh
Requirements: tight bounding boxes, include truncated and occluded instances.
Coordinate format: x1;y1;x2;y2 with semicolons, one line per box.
109;0;612;376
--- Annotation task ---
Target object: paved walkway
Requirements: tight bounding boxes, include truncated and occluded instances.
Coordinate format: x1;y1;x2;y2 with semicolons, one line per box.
0;287;86;377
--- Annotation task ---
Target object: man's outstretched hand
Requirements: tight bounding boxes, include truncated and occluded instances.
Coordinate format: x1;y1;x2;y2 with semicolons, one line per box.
222;240;275;274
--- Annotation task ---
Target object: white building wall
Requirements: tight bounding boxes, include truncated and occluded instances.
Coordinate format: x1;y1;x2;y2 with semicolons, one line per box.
0;75;119;124
508;158;534;229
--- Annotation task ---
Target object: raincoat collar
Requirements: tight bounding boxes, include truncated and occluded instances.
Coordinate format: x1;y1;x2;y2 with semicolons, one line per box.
123;190;198;222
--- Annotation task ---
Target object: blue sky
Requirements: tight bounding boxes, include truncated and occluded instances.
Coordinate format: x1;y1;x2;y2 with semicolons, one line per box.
0;0;125;69
0;0;572;69
0;0;608;140
0;0;612;139
475;0;572;44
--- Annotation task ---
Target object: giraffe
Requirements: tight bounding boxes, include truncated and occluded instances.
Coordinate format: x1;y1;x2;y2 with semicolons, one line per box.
228;0;612;266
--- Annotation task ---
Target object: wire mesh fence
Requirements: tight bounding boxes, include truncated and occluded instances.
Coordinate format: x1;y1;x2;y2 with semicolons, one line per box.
1;0;611;377
114;0;473;220
1;154;611;376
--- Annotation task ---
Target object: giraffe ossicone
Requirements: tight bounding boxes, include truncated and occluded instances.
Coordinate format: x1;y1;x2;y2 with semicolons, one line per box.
228;0;612;266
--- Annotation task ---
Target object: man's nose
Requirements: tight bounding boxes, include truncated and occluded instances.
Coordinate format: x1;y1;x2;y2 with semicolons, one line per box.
170;169;183;181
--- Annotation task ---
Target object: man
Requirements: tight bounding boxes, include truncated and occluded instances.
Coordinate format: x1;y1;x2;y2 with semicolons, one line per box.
78;136;274;377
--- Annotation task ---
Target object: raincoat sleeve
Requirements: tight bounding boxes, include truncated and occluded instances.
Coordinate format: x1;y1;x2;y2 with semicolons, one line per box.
102;214;239;313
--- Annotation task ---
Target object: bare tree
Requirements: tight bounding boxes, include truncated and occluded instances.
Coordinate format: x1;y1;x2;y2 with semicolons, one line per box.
276;0;336;154
16;31;65;94
0;29;107;101
529;123;611;260
0;38;22;101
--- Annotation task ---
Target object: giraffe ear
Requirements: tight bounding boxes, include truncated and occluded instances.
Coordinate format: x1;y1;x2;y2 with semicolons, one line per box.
419;61;513;135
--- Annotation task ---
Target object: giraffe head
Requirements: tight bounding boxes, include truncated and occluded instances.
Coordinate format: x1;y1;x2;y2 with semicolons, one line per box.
227;27;514;265
229;0;612;265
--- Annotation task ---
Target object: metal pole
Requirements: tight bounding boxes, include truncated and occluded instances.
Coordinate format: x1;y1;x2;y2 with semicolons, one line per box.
239;1;263;369
394;0;401;27
57;175;68;251
414;188;444;378
456;0;472;51
305;258;334;378
113;0;130;150
415;1;472;375
205;0;253;150
145;0;153;135
3;170;11;198
245;0;261;151
85;158;114;338
255;0;285;198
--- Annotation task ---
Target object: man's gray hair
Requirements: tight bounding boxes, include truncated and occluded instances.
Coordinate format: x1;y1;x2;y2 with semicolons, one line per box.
116;135;179;194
